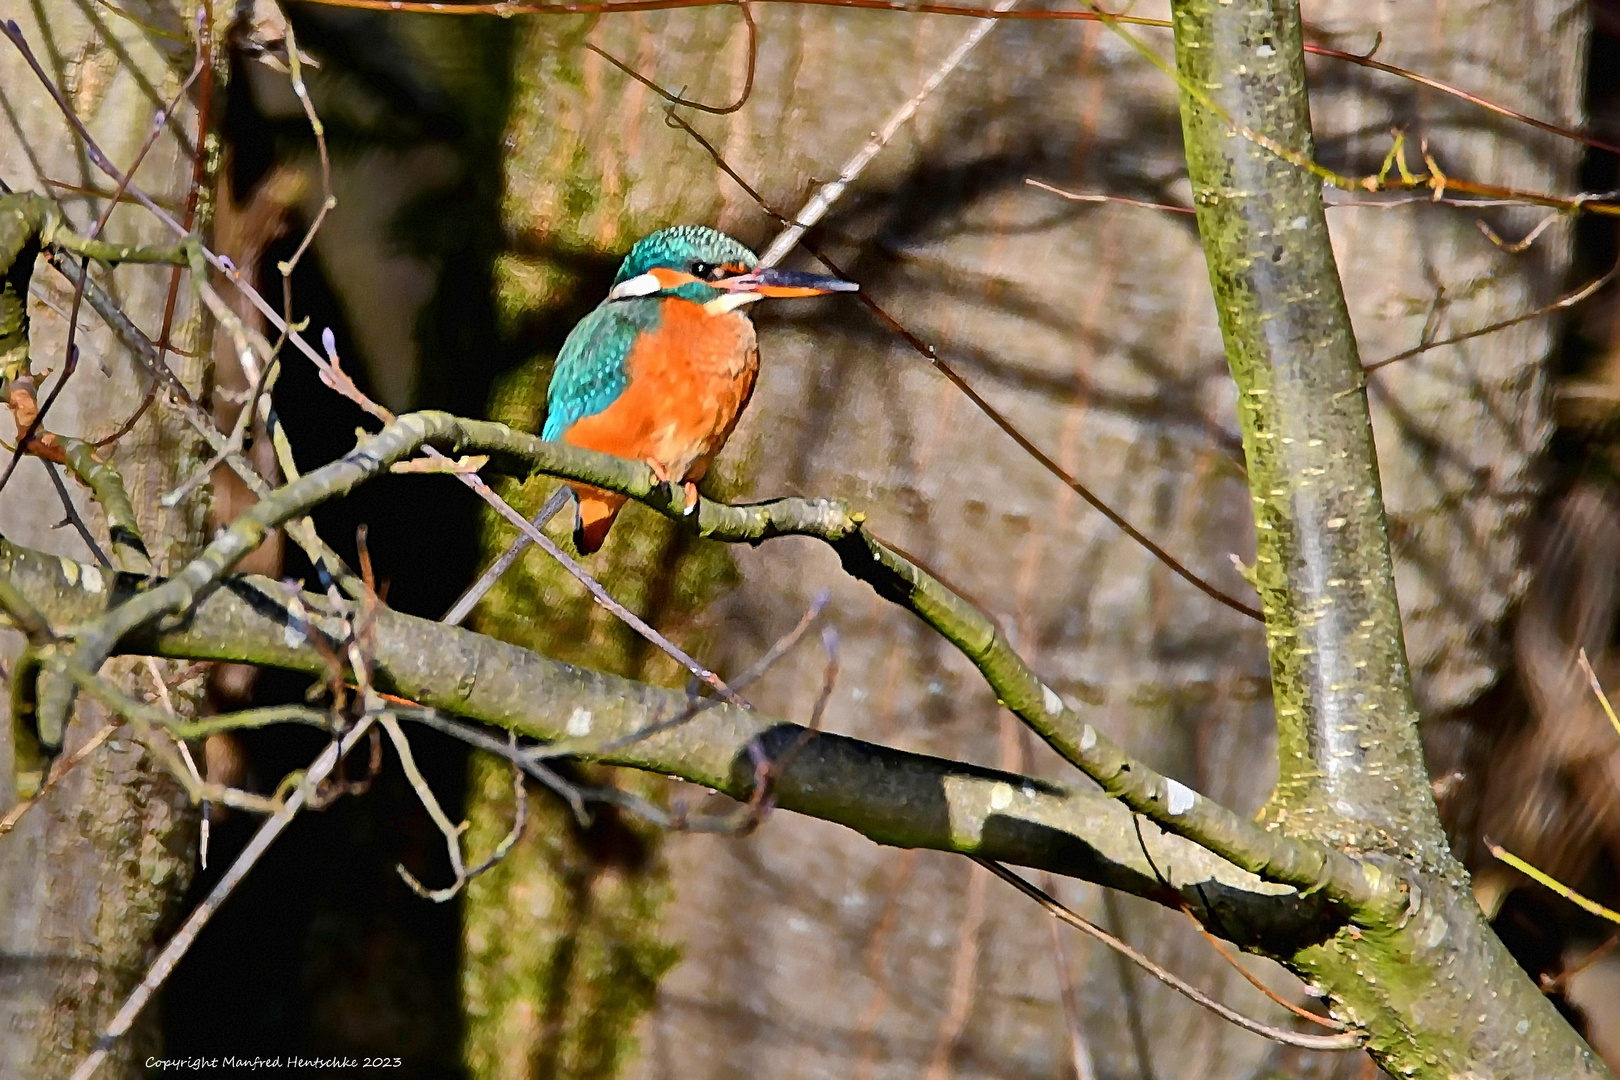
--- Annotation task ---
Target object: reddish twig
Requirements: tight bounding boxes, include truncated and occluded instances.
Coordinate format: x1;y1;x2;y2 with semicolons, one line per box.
115;0;218;453
1177;904;1349;1030
585;0;756;115
664;112;1263;622
975;859;1365;1051
1364;254;1620;374
291;0;1620;162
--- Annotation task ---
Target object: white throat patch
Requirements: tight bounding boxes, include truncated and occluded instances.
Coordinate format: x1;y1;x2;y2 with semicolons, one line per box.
607;272;664;300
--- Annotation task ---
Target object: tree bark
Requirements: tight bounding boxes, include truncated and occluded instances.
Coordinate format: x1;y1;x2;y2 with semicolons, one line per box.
0;3;220;1075
1173;0;1606;1075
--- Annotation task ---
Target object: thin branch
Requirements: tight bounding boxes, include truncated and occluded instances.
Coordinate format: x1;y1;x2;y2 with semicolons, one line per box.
441;485;571;626
285;0;1620;164
2;31;739;698
1486;843;1620;926
820;245;1264;622
0;31;205;496
528;589;827;764
40;245;356;593
7;413;1391;915
1364;256;1620;374
1577;648;1620;742
669;118;1263;622
1176;904;1349;1029
585;0;756;115
7;532;1339;933
273;19;335;285
396;706;591;823
383;711;472;901
0;722;117;835
451;464;748;706
1041;873;1098;1080
67;717;377;1080
1026;178;1195;215
974;859;1365;1051
42;458;112;568
143;655;210;867
756;0;1018;268
463;737;529;880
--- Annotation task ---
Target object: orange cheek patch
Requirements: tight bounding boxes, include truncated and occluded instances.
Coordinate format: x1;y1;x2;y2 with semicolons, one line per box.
650;267;697;289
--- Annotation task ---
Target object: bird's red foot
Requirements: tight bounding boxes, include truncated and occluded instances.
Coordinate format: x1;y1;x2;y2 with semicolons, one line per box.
681;481;699;516
645;458;673;485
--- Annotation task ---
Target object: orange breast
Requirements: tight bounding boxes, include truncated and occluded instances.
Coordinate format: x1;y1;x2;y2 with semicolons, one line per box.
562;300;759;483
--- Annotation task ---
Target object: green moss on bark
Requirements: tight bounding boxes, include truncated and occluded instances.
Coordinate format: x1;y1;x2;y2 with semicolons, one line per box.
460;19;746;1074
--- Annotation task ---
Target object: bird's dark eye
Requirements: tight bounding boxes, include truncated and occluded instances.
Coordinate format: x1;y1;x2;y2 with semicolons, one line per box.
690;261;724;281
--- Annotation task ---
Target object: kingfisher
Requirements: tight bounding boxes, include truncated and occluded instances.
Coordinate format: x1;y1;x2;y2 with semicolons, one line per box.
542;225;857;553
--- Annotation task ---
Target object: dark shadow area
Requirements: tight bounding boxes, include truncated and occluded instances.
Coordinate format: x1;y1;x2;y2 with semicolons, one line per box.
161;9;518;1076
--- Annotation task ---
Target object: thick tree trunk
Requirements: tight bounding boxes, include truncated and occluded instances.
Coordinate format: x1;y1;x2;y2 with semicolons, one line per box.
1173;0;1604;1075
0;2;219;1075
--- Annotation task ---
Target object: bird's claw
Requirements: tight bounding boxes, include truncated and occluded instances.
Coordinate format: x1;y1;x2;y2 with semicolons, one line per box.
644;459;697;515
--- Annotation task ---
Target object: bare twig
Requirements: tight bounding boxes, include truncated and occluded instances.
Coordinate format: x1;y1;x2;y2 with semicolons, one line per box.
1026;178;1195;216
0;722;117;835
1177;903;1349;1029
817;244;1265;622
393;721;528;901
532;589;831;763
1577;648;1620;742
162;357;278;507
1486;842;1620;926
1477;210;1561;253
756;0;1018;268
274;19;336;286
0;30;205;496
68;716;377;1080
278;0;1620;163
15;412;1392;913
395;706;591;823
144;655;210;867
383;711;472;901
924;859;989;1080
1363;256;1620;374
975;859;1366;1051
452;465;749;706
671;121;1264;623
585;0;756;115
12;53;734;701
1042;875;1098;1080
463;734;529;880
42;459;112;568
441;486;571;626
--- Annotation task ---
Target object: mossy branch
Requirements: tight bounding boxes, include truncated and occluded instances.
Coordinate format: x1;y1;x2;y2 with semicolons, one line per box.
24;408;1397;919
58;440;150;575
1;533;1337;948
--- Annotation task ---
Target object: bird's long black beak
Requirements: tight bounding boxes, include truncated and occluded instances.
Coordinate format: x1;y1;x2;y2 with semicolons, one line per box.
720;267;859;297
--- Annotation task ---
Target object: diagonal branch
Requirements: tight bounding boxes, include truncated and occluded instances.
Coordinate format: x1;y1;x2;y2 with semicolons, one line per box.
14;409;1396;918
2;531;1333;946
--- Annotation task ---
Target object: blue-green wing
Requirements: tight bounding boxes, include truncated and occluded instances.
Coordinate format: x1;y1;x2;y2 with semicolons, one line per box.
541;300;660;441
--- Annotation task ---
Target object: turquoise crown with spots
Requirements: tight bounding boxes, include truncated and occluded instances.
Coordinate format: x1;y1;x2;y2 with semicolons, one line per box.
613;225;759;283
